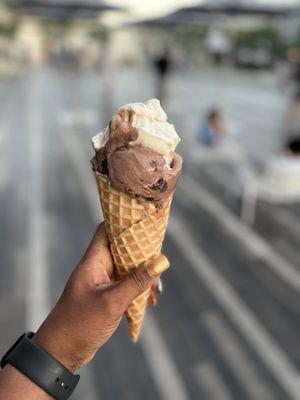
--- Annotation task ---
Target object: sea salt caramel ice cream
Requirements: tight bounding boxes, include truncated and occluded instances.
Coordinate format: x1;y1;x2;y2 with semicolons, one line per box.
91;99;182;204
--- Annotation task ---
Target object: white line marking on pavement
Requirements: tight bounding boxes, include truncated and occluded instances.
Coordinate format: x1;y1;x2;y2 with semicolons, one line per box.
140;313;189;400
26;75;50;331
0;94;14;188
60;126;101;223
63;130;189;400
192;360;233;400
0;101;11;144
205;163;300;247
168;215;300;399
50;90;100;400
0;83;15;142
59;110;98;128
203;312;275;400
179;175;300;292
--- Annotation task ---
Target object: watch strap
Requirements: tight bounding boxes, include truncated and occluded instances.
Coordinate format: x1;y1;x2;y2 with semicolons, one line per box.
1;332;80;400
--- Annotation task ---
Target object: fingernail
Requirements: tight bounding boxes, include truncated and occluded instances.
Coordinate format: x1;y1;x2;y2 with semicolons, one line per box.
146;255;170;278
149;296;157;306
157;278;163;295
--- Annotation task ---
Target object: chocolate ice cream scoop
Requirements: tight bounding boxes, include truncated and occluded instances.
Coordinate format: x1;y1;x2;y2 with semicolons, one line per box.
108;145;181;202
92;99;182;205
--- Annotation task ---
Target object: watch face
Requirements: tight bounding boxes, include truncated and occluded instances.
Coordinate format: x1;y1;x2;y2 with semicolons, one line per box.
1;333;27;368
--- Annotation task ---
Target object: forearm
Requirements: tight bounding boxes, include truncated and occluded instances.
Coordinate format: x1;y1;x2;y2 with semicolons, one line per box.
0;365;52;400
0;226;166;400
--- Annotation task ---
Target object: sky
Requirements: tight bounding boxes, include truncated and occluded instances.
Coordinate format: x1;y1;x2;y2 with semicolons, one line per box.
108;0;300;20
109;0;199;20
103;0;299;26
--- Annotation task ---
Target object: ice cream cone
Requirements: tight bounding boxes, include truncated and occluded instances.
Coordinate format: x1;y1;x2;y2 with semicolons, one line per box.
94;171;172;341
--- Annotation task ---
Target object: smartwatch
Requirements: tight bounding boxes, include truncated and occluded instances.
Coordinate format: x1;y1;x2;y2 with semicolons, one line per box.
1;332;80;400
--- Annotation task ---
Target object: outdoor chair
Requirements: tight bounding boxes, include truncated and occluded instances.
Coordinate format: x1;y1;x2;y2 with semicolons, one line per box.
241;157;300;224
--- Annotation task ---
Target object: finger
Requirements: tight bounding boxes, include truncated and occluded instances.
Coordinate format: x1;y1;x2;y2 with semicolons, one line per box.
79;223;113;284
84;223;112;270
106;264;115;280
147;255;170;277
148;291;158;307
83;223;107;256
106;255;170;310
148;278;163;307
151;277;160;294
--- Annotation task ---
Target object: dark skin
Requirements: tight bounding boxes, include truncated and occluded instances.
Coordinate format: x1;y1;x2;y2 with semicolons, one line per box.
0;223;168;399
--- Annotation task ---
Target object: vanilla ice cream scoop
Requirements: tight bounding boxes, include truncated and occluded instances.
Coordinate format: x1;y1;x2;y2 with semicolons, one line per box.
92;99;180;156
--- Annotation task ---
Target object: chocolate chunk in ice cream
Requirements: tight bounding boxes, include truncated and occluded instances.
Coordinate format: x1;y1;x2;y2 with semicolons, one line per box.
151;178;168;192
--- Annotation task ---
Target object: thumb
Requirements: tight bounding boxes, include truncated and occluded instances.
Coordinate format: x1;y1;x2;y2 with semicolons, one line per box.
107;255;170;310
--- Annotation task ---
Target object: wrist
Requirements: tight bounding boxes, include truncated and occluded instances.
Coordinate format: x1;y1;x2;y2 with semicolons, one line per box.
33;329;83;373
0;364;53;400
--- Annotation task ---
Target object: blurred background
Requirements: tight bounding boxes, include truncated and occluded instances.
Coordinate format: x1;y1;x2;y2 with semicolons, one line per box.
1;0;300;399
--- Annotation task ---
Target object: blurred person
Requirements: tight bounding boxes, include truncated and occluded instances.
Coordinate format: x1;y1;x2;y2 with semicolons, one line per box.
153;49;172;106
287;47;300;90
0;223;167;400
198;109;227;146
285;137;300;157
293;61;300;90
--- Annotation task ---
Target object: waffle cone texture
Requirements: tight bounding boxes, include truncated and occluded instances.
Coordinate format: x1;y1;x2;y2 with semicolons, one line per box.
94;172;172;342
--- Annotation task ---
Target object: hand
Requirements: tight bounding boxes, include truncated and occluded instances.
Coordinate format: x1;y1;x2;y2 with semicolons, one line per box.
33;223;169;372
148;277;163;306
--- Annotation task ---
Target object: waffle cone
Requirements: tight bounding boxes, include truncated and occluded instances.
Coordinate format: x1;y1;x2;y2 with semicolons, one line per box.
94;172;172;341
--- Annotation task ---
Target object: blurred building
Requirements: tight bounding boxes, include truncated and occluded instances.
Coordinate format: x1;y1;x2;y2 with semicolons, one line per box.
0;0;124;68
0;0;299;72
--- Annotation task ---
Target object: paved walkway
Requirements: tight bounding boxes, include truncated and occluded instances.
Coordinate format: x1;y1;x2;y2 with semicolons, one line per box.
0;67;299;400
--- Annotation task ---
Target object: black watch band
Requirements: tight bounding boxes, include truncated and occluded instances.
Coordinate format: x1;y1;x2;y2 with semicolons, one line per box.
1;332;80;400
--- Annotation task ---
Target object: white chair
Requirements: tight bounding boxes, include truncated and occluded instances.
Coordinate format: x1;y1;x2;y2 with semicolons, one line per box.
241;156;300;224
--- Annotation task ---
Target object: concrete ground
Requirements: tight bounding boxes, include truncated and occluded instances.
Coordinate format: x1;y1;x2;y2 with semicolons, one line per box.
0;66;299;400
